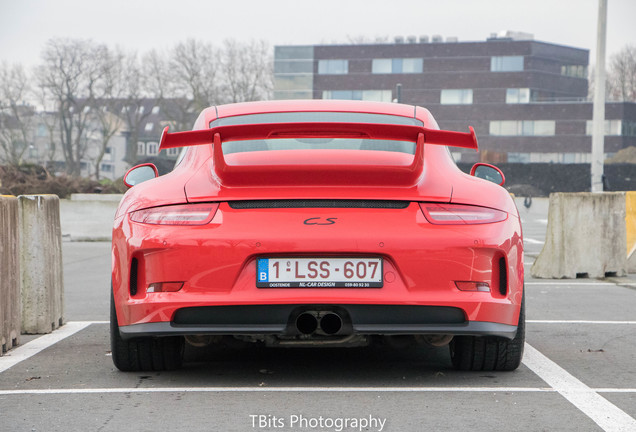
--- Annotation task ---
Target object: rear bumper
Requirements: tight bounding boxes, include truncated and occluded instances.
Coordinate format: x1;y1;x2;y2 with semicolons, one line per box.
118;304;518;340
112;202;524;333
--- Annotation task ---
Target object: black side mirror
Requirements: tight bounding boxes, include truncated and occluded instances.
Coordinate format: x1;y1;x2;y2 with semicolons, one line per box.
470;163;505;186
123;163;159;188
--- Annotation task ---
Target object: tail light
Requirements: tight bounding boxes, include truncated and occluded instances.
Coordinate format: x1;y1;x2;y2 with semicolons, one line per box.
420;203;507;225
130;203;219;225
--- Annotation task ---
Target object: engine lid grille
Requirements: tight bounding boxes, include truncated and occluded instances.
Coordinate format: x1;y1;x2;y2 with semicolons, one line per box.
228;200;410;209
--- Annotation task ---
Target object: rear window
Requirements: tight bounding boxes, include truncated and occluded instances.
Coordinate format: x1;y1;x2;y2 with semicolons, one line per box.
210;112;422;155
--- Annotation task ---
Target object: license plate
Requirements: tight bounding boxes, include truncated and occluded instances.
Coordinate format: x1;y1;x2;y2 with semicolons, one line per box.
256;257;383;288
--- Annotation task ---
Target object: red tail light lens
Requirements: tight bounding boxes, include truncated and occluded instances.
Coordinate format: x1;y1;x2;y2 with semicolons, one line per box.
420;203;507;225
130;203;219;225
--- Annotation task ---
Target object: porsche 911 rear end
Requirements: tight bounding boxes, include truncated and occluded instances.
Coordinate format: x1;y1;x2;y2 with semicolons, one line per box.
110;101;524;372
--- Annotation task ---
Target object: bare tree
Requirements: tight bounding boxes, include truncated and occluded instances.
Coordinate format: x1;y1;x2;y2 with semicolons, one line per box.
607;44;636;102
27;37;274;176
36;38;111;176
32;83;61;168
219;39;273;103
145;39;218;135
89;48;126;179
116;50;164;165
0;62;35;166
168;39;220;111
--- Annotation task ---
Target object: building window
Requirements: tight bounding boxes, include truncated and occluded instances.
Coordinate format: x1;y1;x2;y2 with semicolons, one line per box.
585;120;622;136
509;152;596;164
561;65;587;78
508;153;531;163
491;56;524;72
104;147;113;161
144;122;154;132
440;89;473;105
152;106;160;114
100;163;113;173
166;147;180;157
489;120;555;136
360;90;392;102
37;124;47;137
506;88;531;104
274;46;315;100
372;59;392;74
372;58;423;74
146;142;159;156
623;121;636;137
322;90;392;102
137;142;145;156
318;59;348;74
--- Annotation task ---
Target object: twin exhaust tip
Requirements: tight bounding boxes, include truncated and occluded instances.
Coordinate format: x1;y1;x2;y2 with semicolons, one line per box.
296;312;343;335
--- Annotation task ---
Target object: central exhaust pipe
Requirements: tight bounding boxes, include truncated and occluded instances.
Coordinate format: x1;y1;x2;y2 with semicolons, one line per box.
319;313;342;335
296;312;318;335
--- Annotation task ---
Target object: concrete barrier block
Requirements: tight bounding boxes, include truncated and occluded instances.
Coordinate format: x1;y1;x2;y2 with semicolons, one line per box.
531;192;627;279
0;195;21;355
626;192;636;273
19;195;64;334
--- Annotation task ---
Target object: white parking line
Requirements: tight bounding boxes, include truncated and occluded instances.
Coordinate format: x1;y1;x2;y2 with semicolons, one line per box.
596;389;636;393
528;320;636;325
0;387;556;395
523;343;636;432
3;322;636;432
0;386;633;396
524;238;544;244
526;282;617;286
0;321;93;373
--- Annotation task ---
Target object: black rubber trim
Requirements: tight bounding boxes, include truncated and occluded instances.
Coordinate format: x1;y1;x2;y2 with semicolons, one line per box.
174;305;294;326
499;257;508;296
118;304;518;340
119;321;517;340
228;200;410;209
172;304;463;326
129;258;138;296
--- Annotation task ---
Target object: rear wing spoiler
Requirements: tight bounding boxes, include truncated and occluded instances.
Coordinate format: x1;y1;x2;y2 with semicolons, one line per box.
159;122;477;186
158;122;478;151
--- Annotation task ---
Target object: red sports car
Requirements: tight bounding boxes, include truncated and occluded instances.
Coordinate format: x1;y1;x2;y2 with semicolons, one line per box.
111;100;524;372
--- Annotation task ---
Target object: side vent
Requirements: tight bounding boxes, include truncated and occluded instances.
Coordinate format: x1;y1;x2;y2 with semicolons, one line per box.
498;257;508;296
130;258;139;296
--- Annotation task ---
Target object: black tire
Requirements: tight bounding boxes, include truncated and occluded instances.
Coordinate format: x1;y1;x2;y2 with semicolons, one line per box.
450;295;525;371
110;289;184;371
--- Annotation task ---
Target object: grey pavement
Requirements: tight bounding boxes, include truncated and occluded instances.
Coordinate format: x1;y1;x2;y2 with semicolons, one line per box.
1;197;636;431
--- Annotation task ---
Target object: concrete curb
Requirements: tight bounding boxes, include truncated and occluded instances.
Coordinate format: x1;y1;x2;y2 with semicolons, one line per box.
60;194;122;241
19;195;65;334
0;196;21;355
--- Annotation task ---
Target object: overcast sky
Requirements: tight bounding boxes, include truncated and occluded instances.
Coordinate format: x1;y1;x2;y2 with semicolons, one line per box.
1;0;634;68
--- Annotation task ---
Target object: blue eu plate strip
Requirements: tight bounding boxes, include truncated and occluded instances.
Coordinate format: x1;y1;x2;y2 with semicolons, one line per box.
257;259;269;282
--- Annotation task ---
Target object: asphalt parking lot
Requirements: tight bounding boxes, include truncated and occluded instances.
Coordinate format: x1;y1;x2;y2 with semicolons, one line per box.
1;198;635;432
